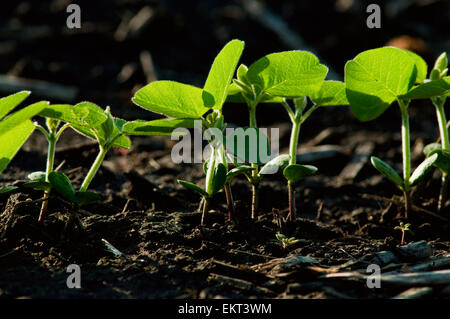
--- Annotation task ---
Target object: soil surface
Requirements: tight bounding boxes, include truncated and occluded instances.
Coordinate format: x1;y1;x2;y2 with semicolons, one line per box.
1;0;450;299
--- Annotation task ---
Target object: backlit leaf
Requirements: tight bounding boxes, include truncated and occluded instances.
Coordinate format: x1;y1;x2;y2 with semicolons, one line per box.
345;47;417;121
247;51;328;98
203;39;244;109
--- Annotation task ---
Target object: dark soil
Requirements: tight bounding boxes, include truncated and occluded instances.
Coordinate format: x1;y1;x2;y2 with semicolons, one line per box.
1;0;450;299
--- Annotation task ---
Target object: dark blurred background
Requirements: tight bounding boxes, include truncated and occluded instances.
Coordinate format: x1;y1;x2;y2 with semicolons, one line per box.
0;0;449;127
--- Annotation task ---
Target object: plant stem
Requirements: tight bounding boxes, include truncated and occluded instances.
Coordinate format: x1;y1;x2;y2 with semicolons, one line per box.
38;134;56;223
249;105;259;219
224;183;235;221
399;99;411;219
251;184;258;219
201;198;209;226
434;98;449;212
287;118;302;222
401;231;405;246
435;99;450;150
438;173;448;212
79;146;108;192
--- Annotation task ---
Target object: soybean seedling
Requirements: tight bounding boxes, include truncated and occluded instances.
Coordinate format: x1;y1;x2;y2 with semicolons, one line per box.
35;102;185;219
132;40;245;224
345;47;444;219
265;81;349;221
272;232;299;249
0;91;48;195
394;222;414;246
421;52;450;211
32;117;71;222
228;50;328;220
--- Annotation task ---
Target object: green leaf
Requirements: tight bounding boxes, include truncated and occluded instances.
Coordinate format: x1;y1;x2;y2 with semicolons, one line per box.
0;186;18;195
0;101;48;136
0;91;31;119
345;47;417;121
38;104;86;125
426;148;450;174
23;180;52;192
177;180;209;198
122;118;194;136
260;154;290;175
409;153;438;187
310;81;350;106
403;50;427;84
247;51;328;98
203;39;244;109
226;83;283;103
68;103;131;149
433;52;448;74
132;81;208;119
74;102;108;127
211;163;227;195
400;77;450;100
48;171;76;202
226;165;255;183
237;64;250;86
74;191;101;206
0;120;35;174
283;164;317;183
370;156;404;188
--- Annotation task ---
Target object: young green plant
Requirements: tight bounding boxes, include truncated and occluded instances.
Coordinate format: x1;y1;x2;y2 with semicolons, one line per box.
0;91;48;195
345;47;443;218
273;232;299;249
132;40;245;224
228;51;328;219
394;222;414;246
228;51;328;218
420;52;450;211
32;116;71;222
267;81;349;221
36;102;186;212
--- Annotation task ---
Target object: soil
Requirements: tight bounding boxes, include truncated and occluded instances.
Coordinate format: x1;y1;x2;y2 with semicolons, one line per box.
1;0;450;299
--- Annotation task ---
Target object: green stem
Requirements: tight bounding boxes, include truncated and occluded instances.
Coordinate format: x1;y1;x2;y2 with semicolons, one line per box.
399;99;411;219
438;174;448;212
433;98;449;212
434;98;449;150
201;198;209;226
224;183;235;221
281;99;295;122
287;114;302;222
80;146;108;192
249;105;260;219
38;134;56;223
